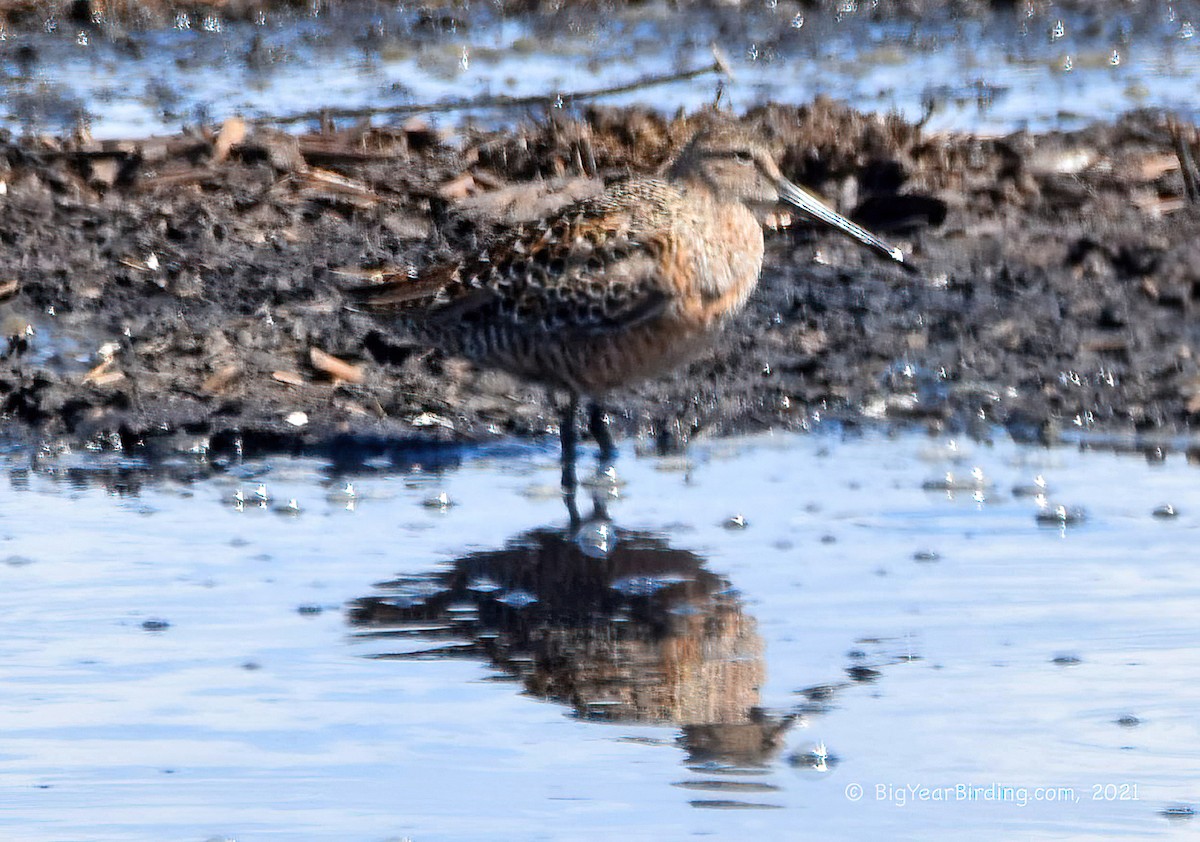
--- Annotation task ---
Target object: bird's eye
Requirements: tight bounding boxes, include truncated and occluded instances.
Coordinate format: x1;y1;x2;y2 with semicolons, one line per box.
733;150;754;163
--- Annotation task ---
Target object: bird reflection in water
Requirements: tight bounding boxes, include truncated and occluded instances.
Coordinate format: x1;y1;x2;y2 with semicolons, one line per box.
349;481;792;767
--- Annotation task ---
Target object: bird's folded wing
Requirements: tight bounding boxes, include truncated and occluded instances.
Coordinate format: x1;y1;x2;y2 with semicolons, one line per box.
348;208;676;337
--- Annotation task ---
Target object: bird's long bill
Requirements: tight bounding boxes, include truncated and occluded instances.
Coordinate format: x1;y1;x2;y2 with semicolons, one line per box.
778;178;907;266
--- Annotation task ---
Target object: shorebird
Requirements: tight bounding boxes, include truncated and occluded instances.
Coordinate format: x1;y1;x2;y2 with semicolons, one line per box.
353;123;907;482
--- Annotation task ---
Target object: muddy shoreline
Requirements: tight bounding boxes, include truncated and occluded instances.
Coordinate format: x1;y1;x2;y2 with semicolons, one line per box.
1;100;1198;455
0;1;1173;30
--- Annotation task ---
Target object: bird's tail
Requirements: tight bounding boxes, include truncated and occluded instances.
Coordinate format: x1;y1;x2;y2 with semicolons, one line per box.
337;265;456;313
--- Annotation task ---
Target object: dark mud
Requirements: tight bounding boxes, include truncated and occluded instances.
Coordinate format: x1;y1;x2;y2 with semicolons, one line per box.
0;0;1163;30
1;100;1198;453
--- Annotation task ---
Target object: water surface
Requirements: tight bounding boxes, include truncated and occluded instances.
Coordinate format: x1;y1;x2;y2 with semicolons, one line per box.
1;428;1198;839
2;3;1199;137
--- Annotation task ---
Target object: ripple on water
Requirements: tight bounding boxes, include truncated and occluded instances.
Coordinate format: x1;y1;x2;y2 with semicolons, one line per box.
1;428;1198;839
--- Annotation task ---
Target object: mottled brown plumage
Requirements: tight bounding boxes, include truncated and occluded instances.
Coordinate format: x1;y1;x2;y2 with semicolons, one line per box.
353;124;906;470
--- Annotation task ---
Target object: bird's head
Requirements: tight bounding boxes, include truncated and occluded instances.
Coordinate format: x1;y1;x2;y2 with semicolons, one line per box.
666;124;907;267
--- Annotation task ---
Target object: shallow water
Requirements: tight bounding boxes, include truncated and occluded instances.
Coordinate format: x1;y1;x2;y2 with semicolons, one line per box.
1;428;1198;840
1;3;1199;138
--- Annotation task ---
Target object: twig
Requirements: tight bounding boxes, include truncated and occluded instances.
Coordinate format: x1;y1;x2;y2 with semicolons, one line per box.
257;53;731;128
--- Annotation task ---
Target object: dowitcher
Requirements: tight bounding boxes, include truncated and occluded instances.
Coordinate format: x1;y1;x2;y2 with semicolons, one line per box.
353;123;906;478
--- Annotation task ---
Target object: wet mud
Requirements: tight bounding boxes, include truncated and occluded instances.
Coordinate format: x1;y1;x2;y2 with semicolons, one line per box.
1;99;1198;452
0;0;1179;29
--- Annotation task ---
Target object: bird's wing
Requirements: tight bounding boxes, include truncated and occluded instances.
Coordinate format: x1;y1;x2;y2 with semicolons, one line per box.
349;182;680;336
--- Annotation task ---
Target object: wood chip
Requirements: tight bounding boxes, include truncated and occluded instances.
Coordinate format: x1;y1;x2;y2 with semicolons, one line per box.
272;370;305;387
83;363;125;387
93;371;126;386
1136;152;1181;181
83;359;111;383
1130;190;1187;217
335;399;373;417
437;172;476;200
137;166;220;192
301;167;376;195
297;168;379;207
213;116;246;163
309;347;364;384
89;157;120;187
202;364;242;395
116;254;158;272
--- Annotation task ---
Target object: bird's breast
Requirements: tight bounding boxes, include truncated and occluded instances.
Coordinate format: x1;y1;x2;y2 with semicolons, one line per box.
664;202;765;329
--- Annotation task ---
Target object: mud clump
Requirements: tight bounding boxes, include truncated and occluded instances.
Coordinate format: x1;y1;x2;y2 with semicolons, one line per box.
1;101;1198;453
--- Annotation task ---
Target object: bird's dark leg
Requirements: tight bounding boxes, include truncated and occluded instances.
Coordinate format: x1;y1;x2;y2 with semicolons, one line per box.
559;391;580;494
564;484;581;530
588;402;617;464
